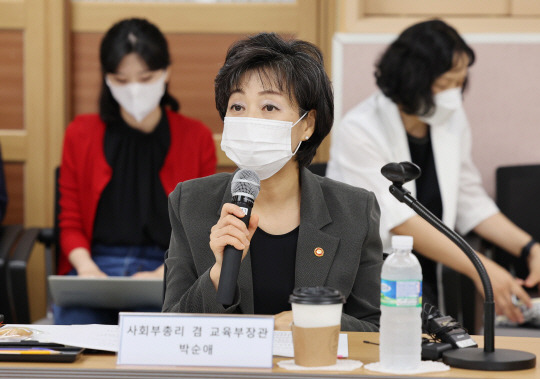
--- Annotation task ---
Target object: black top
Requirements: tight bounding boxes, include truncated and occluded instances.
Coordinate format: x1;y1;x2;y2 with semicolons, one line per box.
92;110;171;249
407;129;443;305
250;226;299;315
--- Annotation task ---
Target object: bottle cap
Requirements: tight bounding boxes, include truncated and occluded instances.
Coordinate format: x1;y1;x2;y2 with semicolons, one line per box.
289;286;345;305
392;235;413;250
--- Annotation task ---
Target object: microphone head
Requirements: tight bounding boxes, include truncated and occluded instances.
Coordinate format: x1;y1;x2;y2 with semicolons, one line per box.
381;162;406;183
400;161;422;182
231;169;260;200
381;161;422;186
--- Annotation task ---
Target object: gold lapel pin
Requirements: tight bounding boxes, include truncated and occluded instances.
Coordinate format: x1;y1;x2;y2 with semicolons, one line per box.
314;247;324;257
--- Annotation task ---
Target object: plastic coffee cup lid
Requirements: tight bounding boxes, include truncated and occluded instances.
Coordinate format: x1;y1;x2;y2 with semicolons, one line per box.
289;286;346;305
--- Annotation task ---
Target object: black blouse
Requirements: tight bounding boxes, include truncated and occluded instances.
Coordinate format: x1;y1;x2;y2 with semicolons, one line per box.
250;226;299;315
92;111;171;249
407;129;443;304
407;130;443;220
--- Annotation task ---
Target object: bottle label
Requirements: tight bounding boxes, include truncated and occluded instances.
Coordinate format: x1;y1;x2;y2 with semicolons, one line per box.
381;279;422;307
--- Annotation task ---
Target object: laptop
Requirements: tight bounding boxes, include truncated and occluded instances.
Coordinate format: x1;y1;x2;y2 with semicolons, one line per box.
48;275;163;309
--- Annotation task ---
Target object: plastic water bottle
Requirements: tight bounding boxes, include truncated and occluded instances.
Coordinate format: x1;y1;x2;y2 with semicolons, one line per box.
379;235;422;370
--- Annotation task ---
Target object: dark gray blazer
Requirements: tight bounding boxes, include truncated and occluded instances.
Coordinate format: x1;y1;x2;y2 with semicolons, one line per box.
163;168;383;331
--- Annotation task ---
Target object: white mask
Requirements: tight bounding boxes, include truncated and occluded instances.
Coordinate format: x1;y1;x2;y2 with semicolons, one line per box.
221;113;308;180
418;87;462;126
106;73;167;122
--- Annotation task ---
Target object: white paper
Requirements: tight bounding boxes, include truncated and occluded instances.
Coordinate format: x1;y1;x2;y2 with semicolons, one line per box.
272;330;348;358
7;324;349;357
7;324;120;352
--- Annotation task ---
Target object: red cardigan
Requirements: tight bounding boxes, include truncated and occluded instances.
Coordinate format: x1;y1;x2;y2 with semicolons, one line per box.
58;110;216;275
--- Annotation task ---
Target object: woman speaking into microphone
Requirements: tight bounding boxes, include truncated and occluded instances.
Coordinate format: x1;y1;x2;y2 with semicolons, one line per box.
163;33;383;331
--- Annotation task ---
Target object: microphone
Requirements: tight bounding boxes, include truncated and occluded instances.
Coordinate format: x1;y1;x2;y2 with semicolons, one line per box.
216;169;260;306
381;161;422;204
381;162;536;371
381;161;421;186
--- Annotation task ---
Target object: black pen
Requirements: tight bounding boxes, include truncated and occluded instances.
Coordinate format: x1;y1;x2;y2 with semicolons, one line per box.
363;340;379;346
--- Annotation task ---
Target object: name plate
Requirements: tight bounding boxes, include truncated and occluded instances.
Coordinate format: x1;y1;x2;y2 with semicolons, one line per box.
117;312;274;368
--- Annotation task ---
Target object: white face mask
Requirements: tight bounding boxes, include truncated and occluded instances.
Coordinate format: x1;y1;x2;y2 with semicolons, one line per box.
221;113;308;180
418;87;462;126
106;73;167;122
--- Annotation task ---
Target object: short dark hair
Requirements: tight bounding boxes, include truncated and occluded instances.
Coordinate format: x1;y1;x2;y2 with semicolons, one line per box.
215;32;334;168
98;18;179;124
375;19;475;116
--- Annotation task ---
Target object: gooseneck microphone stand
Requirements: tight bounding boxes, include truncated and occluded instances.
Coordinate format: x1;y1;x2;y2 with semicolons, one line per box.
381;161;536;371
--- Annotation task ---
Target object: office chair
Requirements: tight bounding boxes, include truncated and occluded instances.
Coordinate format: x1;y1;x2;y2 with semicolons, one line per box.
7;228;42;323
7;168;60;324
0;224;24;323
494;165;540;283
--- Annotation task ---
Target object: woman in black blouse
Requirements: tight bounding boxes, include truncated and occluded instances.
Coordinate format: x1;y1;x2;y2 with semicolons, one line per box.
163;33;383;332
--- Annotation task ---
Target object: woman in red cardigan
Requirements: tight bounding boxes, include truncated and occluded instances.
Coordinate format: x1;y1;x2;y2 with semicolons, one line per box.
55;18;216;324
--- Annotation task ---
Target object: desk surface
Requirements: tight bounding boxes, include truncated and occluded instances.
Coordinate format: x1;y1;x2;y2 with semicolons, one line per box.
0;332;539;378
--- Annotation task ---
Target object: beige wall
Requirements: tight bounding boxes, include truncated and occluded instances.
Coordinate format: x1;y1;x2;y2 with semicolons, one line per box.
0;0;332;321
332;33;540;198
338;0;540;33
0;0;69;322
0;0;332;228
3;0;535;229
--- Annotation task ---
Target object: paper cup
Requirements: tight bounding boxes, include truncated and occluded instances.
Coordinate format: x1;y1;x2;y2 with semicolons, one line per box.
289;287;345;367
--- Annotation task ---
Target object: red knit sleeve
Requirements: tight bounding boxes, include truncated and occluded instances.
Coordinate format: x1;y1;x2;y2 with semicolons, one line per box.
58;118;92;270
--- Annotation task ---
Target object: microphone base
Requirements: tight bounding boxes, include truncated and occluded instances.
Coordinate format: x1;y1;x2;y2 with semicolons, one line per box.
443;348;536;371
